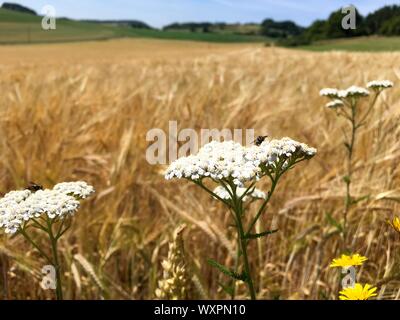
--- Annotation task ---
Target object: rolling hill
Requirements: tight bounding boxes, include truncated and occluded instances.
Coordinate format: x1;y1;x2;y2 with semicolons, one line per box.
0;8;120;44
1;4;399;50
300;36;400;52
0;7;267;44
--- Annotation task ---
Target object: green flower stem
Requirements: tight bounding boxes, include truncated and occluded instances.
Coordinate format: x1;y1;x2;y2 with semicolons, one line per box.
55;218;71;240
195;162;300;300
193;180;231;208
21;215;70;300
231;192;256;300
192;180;244;299
246;169;285;236
19;228;52;264
342;92;380;247
343;100;357;241
246;181;275;236
230;235;241;300
19;218;64;300
357;92;380;128
45;218;63;300
31;218;48;232
238;182;256;202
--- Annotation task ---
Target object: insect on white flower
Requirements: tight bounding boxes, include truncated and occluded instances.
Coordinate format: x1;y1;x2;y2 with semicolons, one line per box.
0;181;95;234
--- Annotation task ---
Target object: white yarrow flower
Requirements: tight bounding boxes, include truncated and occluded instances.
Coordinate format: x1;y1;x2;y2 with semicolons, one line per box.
164;136;317;297
165;139;316;185
341;86;370;98
0;181;94;234
320;88;340;98
54;181;95;199
366;80;394;90
326;99;344;109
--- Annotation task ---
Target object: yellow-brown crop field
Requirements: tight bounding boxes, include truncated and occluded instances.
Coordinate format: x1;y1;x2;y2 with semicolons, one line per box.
0;38;399;300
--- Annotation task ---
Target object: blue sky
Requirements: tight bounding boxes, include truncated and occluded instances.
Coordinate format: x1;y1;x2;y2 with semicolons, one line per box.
2;0;398;28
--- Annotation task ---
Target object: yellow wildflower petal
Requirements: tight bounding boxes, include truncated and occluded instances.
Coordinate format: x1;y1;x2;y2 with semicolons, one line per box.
388;217;400;234
339;283;377;300
330;254;368;268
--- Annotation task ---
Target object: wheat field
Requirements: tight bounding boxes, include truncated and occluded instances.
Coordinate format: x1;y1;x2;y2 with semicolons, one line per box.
0;38;399;300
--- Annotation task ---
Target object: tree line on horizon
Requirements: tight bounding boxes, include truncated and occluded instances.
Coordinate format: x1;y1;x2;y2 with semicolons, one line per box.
164;5;400;45
2;1;399;45
278;5;400;46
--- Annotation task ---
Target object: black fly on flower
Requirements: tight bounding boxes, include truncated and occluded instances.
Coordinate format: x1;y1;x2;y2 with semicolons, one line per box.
26;181;44;192
252;135;269;146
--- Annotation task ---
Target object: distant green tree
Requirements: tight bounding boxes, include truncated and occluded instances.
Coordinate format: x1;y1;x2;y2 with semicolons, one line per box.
365;5;400;35
267;4;400;48
324;8;366;39
1;2;36;15
280;6;369;47
215;22;227;30
276;35;311;47
380;16;400;36
304;20;327;41
163;22;213;32
128;21;152;29
261;19;304;38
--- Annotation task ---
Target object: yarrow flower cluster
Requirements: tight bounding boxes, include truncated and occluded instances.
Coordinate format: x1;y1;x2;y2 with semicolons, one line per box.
0;181;94;234
254;137;317;167
213;186;266;202
320;86;370;100
165;139;316;187
388;216;400;234
326;99;344;109
165;138;316;300
320;80;393;108
319;88;340;99
53;181;95;199
321;81;394;244
367;80;394;90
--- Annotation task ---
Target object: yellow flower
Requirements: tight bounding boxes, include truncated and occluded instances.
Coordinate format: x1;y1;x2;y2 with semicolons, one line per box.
388;217;400;234
339;283;377;300
330;254;367;268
